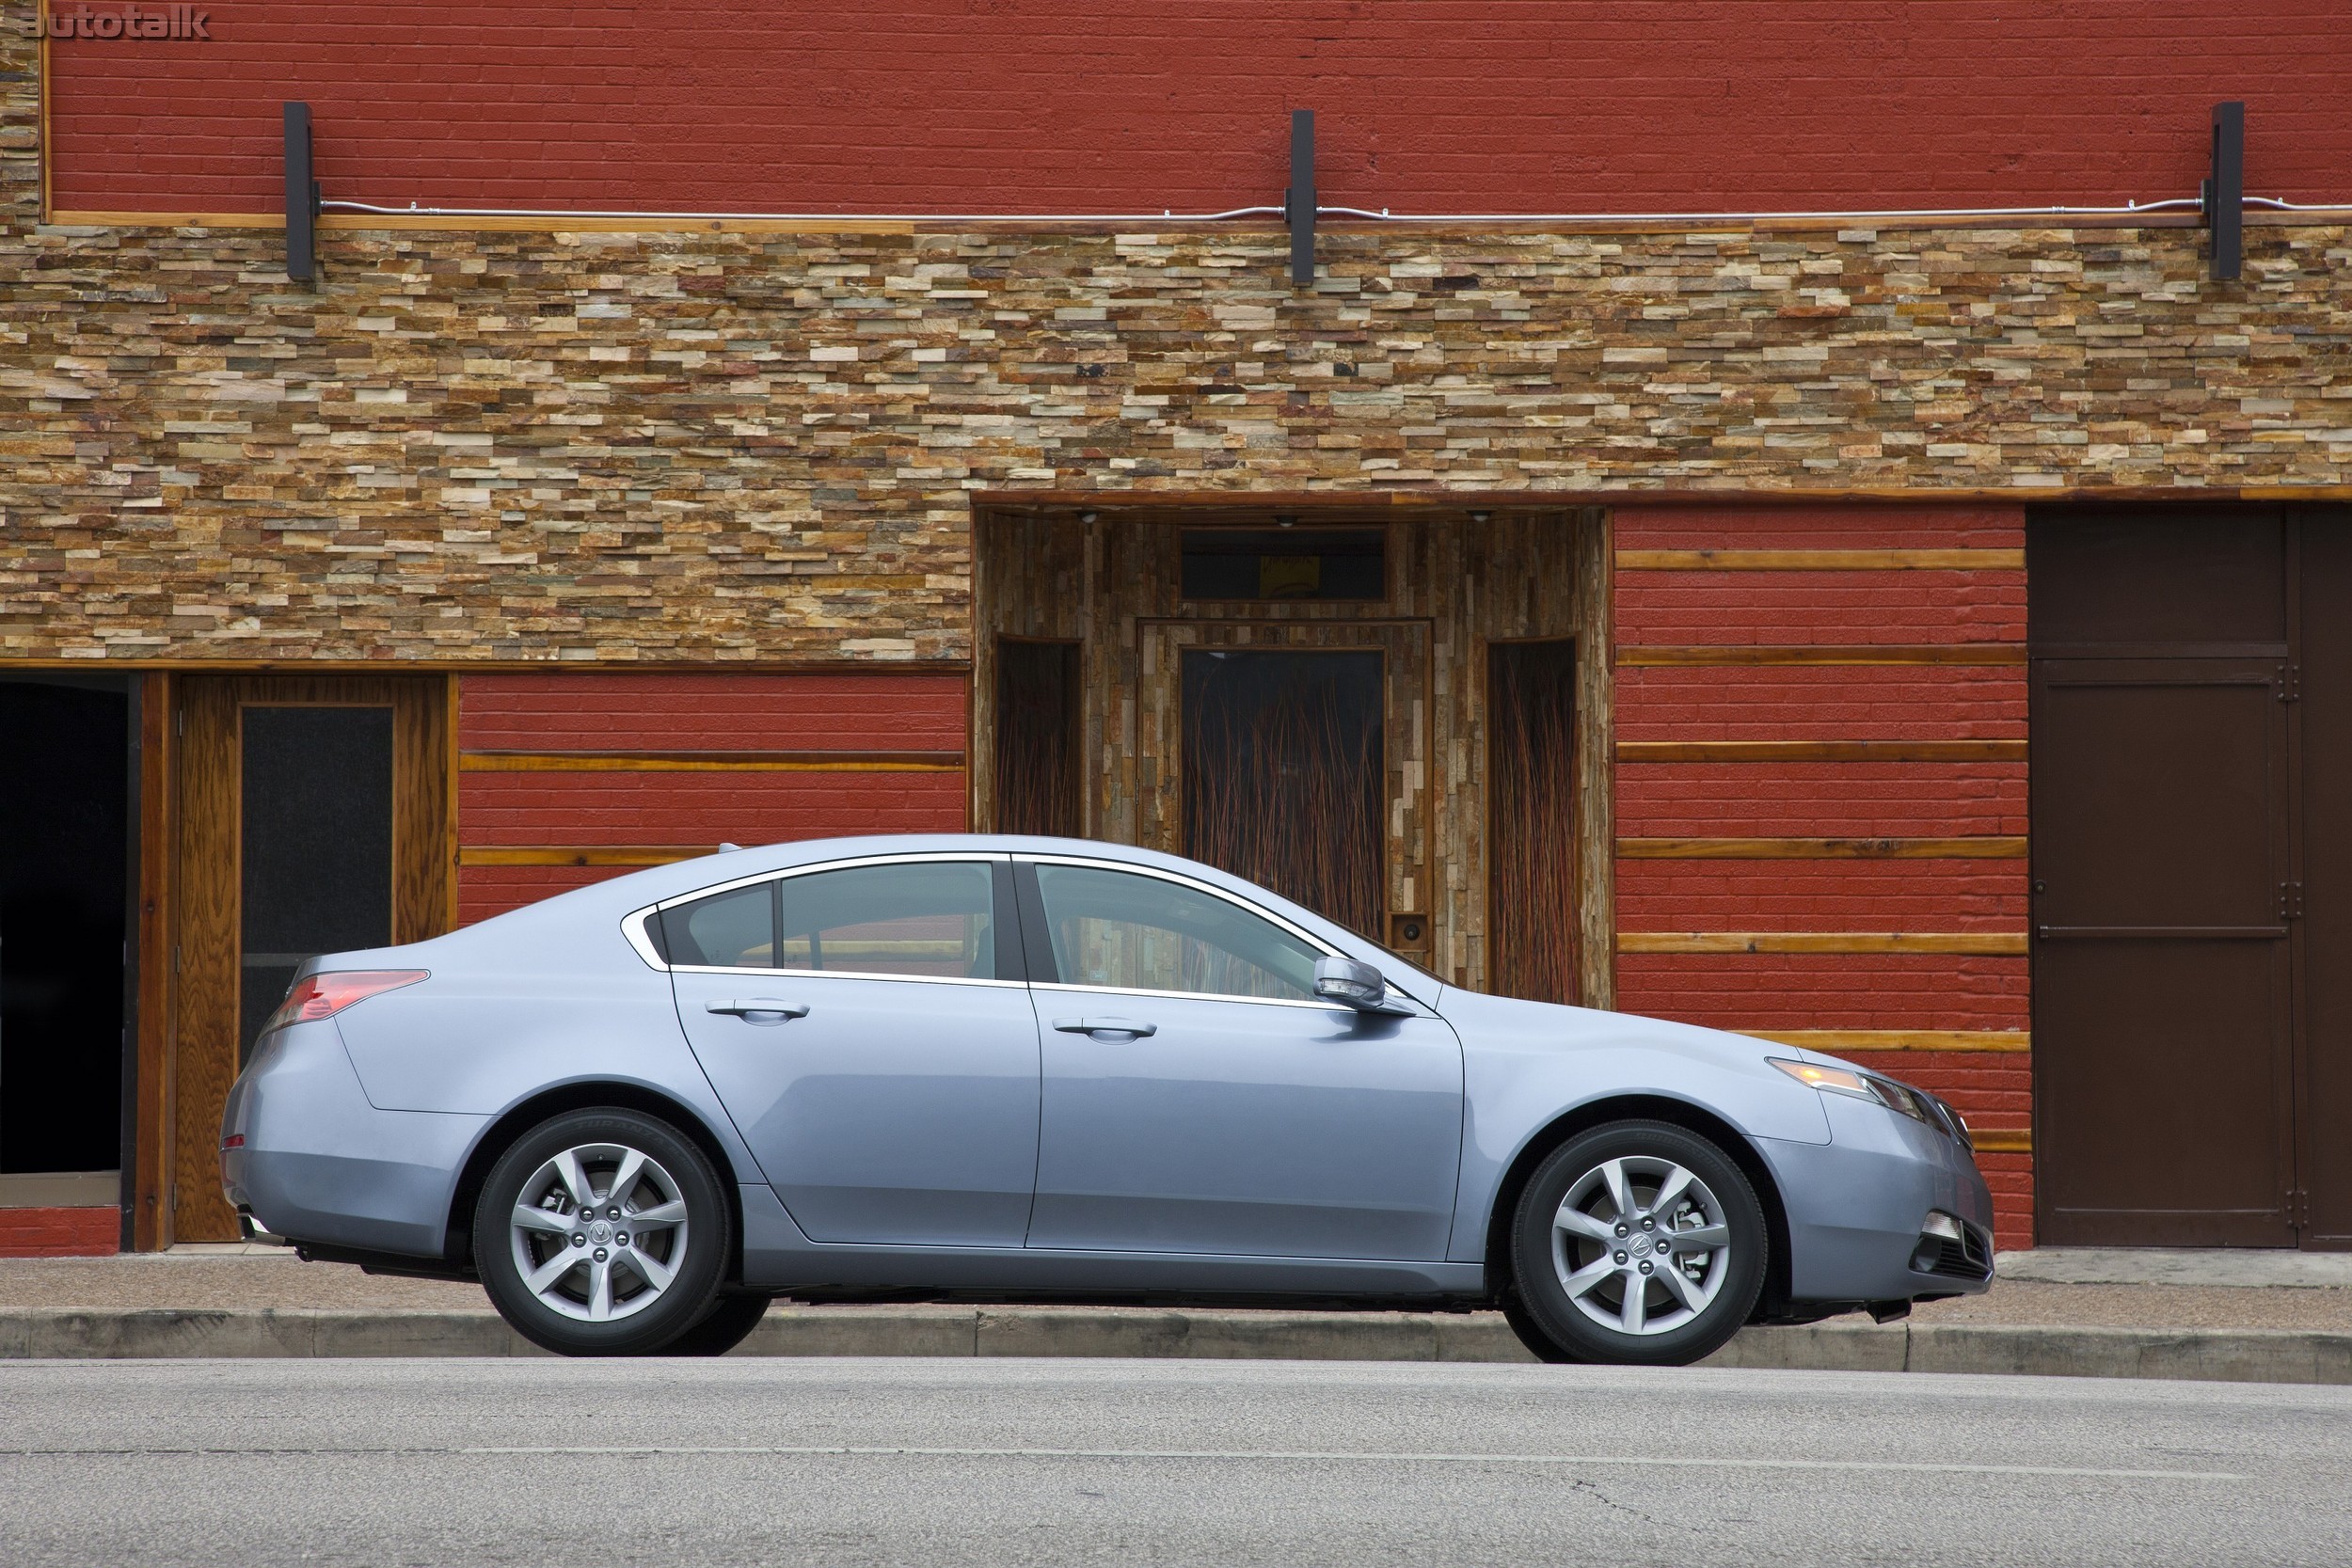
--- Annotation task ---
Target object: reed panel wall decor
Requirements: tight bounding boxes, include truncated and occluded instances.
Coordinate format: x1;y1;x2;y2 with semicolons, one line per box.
1488;639;1581;1005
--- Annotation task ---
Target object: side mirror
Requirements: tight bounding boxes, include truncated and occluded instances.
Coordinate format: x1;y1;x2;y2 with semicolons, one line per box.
1314;957;1389;1011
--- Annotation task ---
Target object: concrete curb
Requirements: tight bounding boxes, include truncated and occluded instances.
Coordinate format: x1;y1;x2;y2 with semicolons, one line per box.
3;1307;2348;1384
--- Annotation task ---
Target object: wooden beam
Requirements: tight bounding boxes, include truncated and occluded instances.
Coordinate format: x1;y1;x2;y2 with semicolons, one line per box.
1735;1029;2031;1053
131;672;173;1253
459;846;721;867
1618;739;2027;763
1617;931;2029;955
1618;836;2028;859
1613;548;2026;571
1616;644;2027;667
458;751;967;773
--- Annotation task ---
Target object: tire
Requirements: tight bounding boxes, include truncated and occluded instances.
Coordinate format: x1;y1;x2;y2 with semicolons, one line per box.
1499;1288;1579;1364
1507;1119;1767;1367
476;1108;732;1357
665;1293;771;1357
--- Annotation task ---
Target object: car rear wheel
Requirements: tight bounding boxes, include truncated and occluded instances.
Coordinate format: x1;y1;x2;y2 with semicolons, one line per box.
476;1108;731;1356
1506;1120;1766;1367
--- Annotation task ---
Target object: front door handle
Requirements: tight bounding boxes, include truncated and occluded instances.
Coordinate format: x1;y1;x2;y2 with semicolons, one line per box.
707;999;810;1024
1052;1016;1157;1039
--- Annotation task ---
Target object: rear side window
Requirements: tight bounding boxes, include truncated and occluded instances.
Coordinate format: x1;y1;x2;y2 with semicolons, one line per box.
660;883;775;968
660;861;999;979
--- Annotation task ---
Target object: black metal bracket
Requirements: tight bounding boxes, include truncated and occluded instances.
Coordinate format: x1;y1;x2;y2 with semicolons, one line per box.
284;101;322;287
1285;109;1315;287
2203;100;2244;282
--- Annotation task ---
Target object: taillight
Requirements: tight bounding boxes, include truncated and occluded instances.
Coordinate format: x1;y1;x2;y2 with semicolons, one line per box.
263;970;427;1034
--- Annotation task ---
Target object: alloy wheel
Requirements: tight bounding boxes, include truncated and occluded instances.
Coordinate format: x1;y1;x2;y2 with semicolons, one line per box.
1549;1154;1733;1337
507;1142;691;1323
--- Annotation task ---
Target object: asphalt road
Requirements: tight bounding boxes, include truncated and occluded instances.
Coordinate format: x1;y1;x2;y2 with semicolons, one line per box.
2;1359;2346;1567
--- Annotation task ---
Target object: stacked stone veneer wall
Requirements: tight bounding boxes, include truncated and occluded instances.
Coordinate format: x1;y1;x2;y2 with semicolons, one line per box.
6;5;2352;661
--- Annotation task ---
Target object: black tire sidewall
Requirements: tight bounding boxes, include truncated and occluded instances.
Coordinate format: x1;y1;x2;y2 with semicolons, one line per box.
476;1108;732;1356
667;1293;772;1356
1509;1120;1767;1367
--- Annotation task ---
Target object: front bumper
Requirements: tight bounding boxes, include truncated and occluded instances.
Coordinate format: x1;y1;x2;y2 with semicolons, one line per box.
1754;1093;1997;1306
220;1020;487;1260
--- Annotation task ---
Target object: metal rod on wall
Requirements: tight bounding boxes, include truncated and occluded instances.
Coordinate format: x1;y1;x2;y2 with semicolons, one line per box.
284;102;319;286
1286;109;1315;286
2206;101;2246;281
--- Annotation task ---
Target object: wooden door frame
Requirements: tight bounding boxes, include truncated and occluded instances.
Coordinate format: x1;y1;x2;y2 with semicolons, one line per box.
158;674;453;1244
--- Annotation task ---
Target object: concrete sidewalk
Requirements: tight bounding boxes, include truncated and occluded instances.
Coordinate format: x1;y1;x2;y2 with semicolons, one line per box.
2;1248;2347;1385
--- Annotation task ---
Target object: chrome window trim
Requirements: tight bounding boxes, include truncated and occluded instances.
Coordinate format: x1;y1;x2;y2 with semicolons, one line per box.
621;851;1009;975
1017;853;1342;958
668;963;1028;992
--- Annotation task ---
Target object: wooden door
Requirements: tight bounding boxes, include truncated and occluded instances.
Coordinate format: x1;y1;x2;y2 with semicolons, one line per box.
170;676;451;1242
2030;658;2296;1245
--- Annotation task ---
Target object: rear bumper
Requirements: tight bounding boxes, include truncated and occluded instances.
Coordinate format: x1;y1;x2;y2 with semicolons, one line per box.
220;1021;486;1260
1754;1095;1998;1306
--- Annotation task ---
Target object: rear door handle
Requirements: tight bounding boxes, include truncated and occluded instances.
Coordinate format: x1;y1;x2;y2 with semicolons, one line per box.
707;999;810;1023
1052;1016;1157;1039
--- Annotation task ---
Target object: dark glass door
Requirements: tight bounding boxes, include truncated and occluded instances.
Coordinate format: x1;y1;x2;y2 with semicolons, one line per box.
173;677;450;1242
237;707;395;1063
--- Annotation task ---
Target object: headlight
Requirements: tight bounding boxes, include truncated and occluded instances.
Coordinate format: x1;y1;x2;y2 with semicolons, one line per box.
1771;1057;1939;1130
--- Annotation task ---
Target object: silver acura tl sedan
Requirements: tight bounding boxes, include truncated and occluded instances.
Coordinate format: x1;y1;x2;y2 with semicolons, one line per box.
221;835;1994;1364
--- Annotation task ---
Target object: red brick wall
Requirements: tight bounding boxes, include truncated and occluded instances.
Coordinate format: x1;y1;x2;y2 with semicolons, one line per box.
1613;504;2034;1244
454;672;969;924
42;1;2352;214
0;1206;118;1257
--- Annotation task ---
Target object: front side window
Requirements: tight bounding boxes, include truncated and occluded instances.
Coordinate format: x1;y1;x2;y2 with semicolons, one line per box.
1033;863;1323;1002
660;861;998;979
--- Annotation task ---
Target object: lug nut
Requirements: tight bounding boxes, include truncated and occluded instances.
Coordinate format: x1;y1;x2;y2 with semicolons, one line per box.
594;1247;608;1262
1613;1251;1629;1264
1639;1261;1654;1275
1642;1216;1655;1230
608;1207;622;1220
570;1233;586;1248
1614;1223;1629;1238
614;1232;629;1247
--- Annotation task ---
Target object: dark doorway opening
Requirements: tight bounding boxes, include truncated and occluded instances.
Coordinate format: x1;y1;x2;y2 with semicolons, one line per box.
1489;640;1581;1006
1183;649;1383;938
0;676;135;1183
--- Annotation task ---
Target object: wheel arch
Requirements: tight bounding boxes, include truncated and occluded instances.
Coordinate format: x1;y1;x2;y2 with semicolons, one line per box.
444;1082;748;1286
1482;1094;1796;1323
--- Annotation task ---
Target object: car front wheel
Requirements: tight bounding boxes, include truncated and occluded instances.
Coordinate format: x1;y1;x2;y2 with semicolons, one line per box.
1506;1119;1766;1367
476;1108;732;1356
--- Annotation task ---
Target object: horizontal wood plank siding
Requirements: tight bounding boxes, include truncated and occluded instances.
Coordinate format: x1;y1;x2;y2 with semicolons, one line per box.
1616;644;2027;667
1615;931;2029;955
1618;836;2028;859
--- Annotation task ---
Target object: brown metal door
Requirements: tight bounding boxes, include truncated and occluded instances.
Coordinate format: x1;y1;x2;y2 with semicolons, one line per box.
2032;658;2296;1246
2300;520;2352;1247
170;676;452;1242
